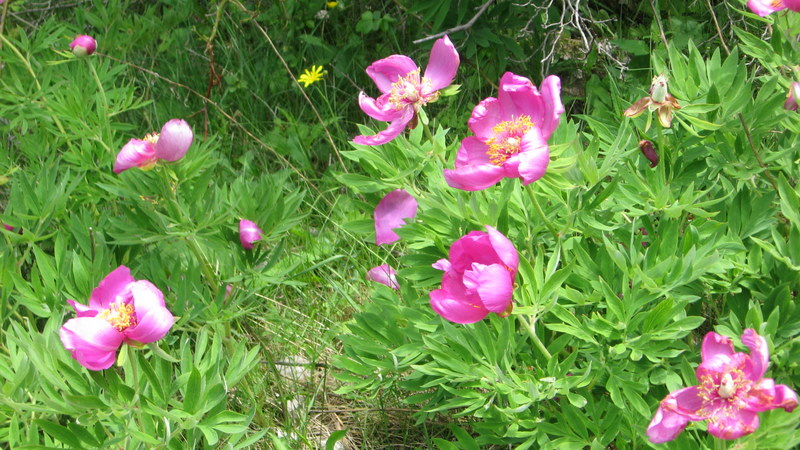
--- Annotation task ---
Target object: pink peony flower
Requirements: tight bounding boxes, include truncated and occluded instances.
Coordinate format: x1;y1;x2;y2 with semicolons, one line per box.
69;35;97;57
444;72;564;191
239;219;263;250
353;35;459;145
113;119;194;174
647;329;798;443
366;264;400;290
374;189;418;245
430;226;519;323
748;0;800;16
59;266;174;371
784;82;800;111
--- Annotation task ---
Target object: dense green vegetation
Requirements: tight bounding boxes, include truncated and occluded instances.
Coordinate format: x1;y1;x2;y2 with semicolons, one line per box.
2;0;800;448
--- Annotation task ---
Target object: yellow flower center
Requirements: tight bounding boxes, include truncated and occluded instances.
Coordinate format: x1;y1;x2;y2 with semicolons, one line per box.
99;302;137;331
388;69;436;110
143;132;159;145
485;115;535;165
772;0;784;7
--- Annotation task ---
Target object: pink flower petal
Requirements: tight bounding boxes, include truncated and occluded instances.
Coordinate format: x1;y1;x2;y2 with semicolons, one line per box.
113;139;157;174
647;405;691;444
129;280;166;322
747;0;787;15
374;189;418;246
353;108;414;146
463;263;513;313
467;97;502;141
432;258;451;272
707;408;759;440
536;75;565;141
746;378;799;412
496;73;564;141
366;55;419;94
444;163;506;191
485;225;519;272
358;92;403;121
741;328;769;380
66;299;97;317
88;265;134;310
423;35;459;91
366;264;400;290
239;219;263;250
125;305;174;343
429;289;490;324
60;317;125;370
454;137;491;167
701;331;734;363
516;128;550;185
155;119;193;162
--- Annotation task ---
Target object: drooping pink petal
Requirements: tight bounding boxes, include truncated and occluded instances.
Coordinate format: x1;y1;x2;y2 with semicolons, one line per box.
746;378;799;412
88;265;134;310
239;219;263;250
432;258;452;272
358;92;403;121
741;328;769;380
423;35;459;91
533;75;565;141
60;317;125;370
516;129;550;185
463;263;514;313
646;405;691;444
747;0;787;15
366;55;419;94
113;139;157;174
353;107;415;146
125;306;174;343
155;119;193;162
366;264;400;289
467;97;503;141
444;163;506;191
429;289;490;324
129;280;167;323
707;408;759;440
701;331;734;363
374;189;418;245
69;35;97;57
66;299;97;317
454;137;492;167
485;225;519;272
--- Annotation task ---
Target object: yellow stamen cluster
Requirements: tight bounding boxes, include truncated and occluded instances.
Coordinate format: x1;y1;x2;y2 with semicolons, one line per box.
388;69;435;110
771;0;784;7
485;115;534;165
99;302;136;331
143;132;159;144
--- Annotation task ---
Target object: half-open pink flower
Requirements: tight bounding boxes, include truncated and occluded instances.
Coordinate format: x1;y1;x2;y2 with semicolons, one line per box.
444;72;564;191
59;266;174;371
366;264;400;290
113;119;193;174
239;219;263;250
353;35;459;145
647;329;798;443
748;0;800;16
374;189;418;245
430;226;519;324
69;35;97;57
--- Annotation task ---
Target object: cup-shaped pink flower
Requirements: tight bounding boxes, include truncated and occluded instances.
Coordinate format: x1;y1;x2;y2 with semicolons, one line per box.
353;35;459;145
113;119;193;174
784;82;800;111
647;329;798;443
69;35;97;57
239;219;263;250
444;72;564;191
154;119;194;161
374;189;418;245
59;266;175;371
748;0;800;16
366;264;400;290
430;226;519;323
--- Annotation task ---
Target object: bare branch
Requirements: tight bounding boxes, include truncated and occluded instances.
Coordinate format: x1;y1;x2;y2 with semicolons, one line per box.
412;0;495;44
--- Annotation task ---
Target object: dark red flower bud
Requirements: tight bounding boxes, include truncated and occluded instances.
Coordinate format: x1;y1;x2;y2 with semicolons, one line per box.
639;140;658;168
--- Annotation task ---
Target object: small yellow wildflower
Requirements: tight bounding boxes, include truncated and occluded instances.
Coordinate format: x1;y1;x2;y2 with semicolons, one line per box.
297;65;325;88
326;1;339;8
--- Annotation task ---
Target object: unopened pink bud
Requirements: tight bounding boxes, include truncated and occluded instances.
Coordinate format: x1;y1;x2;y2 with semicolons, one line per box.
69;35;97;57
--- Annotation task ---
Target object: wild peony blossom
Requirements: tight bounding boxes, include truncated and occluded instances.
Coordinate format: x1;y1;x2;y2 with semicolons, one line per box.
366;264;400;290
113;119;193;174
374;189;418;245
353;35;459;146
59;266;175;371
647;329;798;443
239;219;263;250
444;72;564;191
784;82;800;111
430;226;519;323
70;35;97;57
748;0;800;16
624;74;681;128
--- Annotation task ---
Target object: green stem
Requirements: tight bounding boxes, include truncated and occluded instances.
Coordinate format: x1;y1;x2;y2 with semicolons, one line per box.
87;58;112;144
186;235;218;287
126;346;146;433
421;119;447;166
525;183;558;241
521;315;552;359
